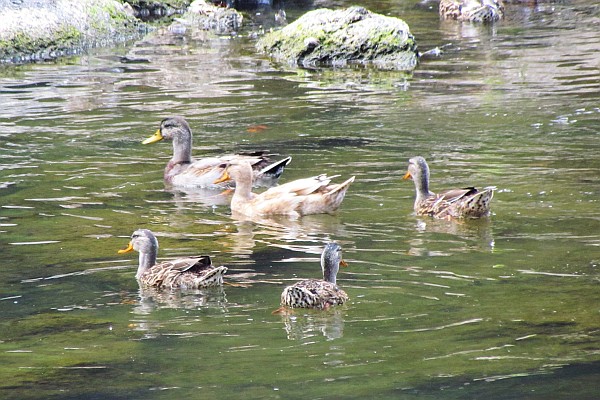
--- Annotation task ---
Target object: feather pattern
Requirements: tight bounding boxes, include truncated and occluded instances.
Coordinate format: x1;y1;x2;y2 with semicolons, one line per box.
403;156;494;219
143;116;291;189
118;229;227;289
280;243;349;310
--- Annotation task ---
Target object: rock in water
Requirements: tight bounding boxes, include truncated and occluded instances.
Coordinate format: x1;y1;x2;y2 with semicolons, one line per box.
257;6;419;71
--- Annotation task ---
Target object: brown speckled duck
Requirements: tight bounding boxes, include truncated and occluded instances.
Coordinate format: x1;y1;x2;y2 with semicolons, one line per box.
143;116;291;189
440;0;505;22
279;243;349;310
403;156;494;219
214;162;355;218
118;229;227;289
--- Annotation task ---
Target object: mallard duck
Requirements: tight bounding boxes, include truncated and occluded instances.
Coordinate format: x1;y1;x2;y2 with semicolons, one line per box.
403;156;494;219
118;229;227;289
280;242;349;310
440;0;504;22
143;116;292;189
214;161;355;218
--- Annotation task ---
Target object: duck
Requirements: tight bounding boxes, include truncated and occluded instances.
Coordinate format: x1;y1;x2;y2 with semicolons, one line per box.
403;156;494;219
439;0;504;22
214;161;355;218
279;242;349;310
143;116;292;189
118;229;227;289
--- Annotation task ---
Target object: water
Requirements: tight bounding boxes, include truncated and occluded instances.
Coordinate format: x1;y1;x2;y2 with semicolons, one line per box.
1;1;599;398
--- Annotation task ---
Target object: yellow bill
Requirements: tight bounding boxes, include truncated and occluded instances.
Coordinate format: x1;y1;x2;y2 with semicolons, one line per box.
118;242;134;254
142;129;164;145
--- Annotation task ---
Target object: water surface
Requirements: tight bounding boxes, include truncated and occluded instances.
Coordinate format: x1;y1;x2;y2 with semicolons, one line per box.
1;1;599;399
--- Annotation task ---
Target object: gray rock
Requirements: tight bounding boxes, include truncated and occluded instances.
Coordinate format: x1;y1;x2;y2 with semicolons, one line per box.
0;0;143;64
257;6;419;71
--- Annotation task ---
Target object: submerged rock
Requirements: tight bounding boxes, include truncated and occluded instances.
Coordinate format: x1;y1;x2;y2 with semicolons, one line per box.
0;0;143;64
256;6;419;71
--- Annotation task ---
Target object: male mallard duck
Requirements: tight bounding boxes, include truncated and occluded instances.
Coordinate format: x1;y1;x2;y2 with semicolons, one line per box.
214;161;355;218
403;156;494;219
280;242;349;310
118;229;227;289
440;0;504;22
143;116;292;189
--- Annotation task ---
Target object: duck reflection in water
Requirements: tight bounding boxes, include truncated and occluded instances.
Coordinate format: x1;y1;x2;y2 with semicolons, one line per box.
132;286;228;314
407;217;495;256
279;308;346;341
220;212;350;257
128;286;228;339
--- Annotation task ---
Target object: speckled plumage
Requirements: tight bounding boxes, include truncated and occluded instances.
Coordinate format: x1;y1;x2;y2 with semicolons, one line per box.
280;243;349;310
143;116;291;189
118;229;227;289
215;162;355;218
439;0;504;22
403;156;494;219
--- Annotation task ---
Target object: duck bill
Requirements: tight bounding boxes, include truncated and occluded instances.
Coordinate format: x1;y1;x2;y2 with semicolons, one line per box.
142;129;164;145
402;171;412;180
118;242;134;254
340;259;348;268
213;170;231;184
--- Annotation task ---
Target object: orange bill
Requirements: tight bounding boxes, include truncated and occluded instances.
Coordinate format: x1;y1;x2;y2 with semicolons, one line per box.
213;170;231;184
118;242;134;254
340;259;348;268
402;171;412;180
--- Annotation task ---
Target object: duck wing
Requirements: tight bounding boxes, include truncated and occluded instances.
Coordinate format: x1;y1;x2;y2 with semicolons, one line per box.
422;186;494;218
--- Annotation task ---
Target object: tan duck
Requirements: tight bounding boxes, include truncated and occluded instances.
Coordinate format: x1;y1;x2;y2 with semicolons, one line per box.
143;116;292;189
214;162;355;218
279;243;349;310
403;156;494;219
440;0;504;22
118;229;227;289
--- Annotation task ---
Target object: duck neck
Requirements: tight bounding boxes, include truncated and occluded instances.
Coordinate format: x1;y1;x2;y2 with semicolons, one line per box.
414;172;432;204
231;165;255;202
171;129;192;164
137;250;157;279
322;261;337;285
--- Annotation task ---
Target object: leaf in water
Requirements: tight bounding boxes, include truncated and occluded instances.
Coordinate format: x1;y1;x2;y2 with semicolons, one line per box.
246;124;268;133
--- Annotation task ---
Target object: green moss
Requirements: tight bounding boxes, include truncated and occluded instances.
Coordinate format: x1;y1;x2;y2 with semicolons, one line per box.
0;24;81;59
257;7;418;70
1;0;143;63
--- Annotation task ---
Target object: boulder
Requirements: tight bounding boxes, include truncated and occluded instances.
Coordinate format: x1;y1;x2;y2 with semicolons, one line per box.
257;6;419;70
0;0;143;64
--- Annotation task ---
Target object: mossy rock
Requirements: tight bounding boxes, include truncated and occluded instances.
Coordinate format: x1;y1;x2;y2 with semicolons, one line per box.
0;0;144;64
257;6;419;71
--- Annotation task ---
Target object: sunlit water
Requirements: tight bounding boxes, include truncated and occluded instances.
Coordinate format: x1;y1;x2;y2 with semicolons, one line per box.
1;1;599;399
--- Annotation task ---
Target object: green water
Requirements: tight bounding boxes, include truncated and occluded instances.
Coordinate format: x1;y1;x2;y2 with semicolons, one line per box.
1;1;599;399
